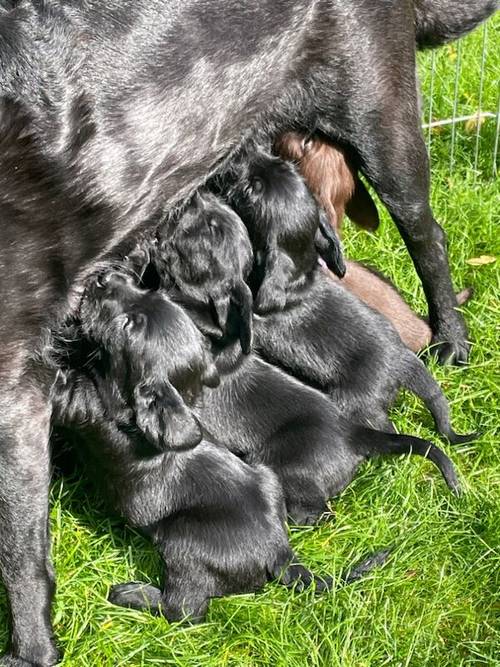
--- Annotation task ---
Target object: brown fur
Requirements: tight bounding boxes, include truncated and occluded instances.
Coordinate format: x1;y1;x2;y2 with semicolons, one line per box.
275;132;472;352
274;132;379;233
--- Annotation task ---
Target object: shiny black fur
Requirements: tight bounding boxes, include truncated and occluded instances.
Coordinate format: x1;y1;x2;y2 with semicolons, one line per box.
224;147;476;443
152;192;461;529
0;1;495;662
51;272;323;624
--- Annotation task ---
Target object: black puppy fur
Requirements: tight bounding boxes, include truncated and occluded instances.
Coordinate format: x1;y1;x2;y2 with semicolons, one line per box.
51;271;323;623
1;2;496;660
223;148;476;443
152;192;461;528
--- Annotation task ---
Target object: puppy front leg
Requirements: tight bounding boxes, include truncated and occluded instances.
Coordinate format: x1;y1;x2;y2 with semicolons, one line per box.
0;387;59;667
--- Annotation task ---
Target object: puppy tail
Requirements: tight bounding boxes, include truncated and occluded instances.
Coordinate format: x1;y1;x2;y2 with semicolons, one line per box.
354;427;461;495
415;0;498;50
402;354;478;445
274;548;391;592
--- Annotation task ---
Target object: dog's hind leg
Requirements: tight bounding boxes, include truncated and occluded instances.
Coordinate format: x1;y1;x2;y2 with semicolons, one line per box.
322;73;469;364
0;386;59;667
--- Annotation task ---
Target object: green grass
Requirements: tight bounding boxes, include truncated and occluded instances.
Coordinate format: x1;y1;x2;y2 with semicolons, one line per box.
1;16;499;667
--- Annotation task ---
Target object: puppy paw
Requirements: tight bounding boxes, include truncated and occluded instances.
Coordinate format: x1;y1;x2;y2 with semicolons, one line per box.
287;503;328;526
278;563;332;593
108;582;164;615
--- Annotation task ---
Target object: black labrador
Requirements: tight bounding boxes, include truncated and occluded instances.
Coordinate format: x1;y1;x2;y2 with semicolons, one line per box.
222;147;476;442
51;272;326;623
152;192;460;528
0;1;495;662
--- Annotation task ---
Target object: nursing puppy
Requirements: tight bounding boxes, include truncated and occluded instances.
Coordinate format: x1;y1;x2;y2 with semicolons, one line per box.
2;2;496;660
153;192;460;527
224;148;474;442
275;131;472;353
51;272;319;623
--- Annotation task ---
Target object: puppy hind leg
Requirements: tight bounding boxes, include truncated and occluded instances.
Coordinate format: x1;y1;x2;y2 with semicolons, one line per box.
280;473;329;525
402;354;478;444
0;388;59;667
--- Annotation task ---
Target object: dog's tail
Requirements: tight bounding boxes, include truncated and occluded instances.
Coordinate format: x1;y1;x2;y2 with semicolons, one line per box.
415;0;498;50
353;426;461;495
400;353;477;445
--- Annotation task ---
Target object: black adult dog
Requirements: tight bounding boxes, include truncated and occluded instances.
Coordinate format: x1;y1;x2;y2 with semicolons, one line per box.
0;1;496;663
51;272;325;623
153;192;461;527
223;147;475;442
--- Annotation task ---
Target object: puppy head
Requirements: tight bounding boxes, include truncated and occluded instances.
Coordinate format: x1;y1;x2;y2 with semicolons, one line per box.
156;191;254;353
80;271;218;450
275;131;379;233
225;147;345;312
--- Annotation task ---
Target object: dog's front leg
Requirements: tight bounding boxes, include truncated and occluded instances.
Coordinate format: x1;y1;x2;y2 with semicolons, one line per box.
0;386;58;667
343;106;469;364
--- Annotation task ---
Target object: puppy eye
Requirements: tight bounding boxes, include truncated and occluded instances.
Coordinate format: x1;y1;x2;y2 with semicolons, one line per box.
252;178;264;193
208;218;219;231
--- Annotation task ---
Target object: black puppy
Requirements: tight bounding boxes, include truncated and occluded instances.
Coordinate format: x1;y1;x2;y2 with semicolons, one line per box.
2;3;496;661
153;192;460;527
223;148;475;442
51;272;323;623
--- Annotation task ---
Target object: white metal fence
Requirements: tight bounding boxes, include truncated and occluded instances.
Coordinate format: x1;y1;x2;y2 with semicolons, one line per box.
419;19;500;179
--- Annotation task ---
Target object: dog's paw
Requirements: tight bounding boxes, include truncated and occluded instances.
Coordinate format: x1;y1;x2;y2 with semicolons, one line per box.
108;581;164;615
0;647;60;667
287;504;327;526
431;317;470;365
278;563;333;593
0;657;35;667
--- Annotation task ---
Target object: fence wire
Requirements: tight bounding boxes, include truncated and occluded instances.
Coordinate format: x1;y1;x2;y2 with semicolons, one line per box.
419;19;500;179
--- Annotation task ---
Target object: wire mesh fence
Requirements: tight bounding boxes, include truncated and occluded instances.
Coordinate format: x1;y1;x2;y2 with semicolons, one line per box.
418;15;500;180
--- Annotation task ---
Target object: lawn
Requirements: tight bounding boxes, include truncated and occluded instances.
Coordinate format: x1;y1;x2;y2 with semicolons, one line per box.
1;15;499;667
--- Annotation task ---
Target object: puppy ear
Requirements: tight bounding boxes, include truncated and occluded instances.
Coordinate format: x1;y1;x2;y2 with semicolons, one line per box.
211;294;231;332
231;281;253;354
134;381;202;452
255;249;294;315
345;178;380;231
315;210;346;278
